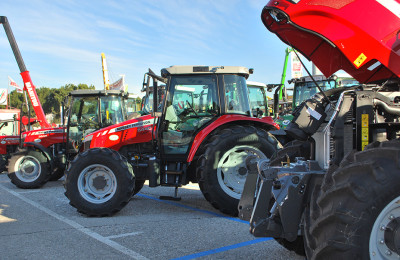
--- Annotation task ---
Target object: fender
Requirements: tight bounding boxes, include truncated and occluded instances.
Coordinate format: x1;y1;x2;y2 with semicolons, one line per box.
187;115;279;162
23;142;54;170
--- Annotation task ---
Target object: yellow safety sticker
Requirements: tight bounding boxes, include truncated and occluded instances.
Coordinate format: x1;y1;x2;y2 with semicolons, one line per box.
354;53;367;68
361;114;368;127
361;114;369;150
361;128;369;141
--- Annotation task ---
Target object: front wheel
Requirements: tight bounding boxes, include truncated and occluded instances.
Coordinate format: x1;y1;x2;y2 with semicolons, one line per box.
197;125;280;216
64;148;135;217
305;140;400;259
7;150;50;188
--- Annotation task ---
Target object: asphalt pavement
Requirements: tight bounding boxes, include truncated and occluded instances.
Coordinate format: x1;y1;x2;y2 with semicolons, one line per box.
0;173;304;260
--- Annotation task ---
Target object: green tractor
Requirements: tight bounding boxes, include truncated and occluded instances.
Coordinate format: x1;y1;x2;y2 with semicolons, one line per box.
274;74;358;129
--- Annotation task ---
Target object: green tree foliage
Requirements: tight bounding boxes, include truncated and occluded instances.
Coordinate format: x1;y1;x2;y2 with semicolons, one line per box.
2;83;95;123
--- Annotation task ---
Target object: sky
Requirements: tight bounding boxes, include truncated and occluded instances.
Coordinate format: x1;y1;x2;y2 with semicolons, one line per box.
0;0;307;97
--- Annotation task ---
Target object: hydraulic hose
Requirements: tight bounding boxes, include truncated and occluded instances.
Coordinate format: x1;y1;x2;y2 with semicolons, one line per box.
374;99;400;116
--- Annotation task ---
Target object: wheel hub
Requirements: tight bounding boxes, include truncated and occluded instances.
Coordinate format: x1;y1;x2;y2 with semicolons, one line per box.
385;217;400;254
92;175;107;190
238;167;247;176
22;164;35;175
370;197;400;259
217;146;267;199
77;164;117;204
15;156;41;182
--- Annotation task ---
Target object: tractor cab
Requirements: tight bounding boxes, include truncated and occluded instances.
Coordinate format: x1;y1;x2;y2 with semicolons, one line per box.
65;89;130;153
154;66;252;157
291;75;337;108
247;81;269;117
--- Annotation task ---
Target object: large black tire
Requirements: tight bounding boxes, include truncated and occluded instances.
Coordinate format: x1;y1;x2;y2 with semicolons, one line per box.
0;154;7;173
275;237;305;256
64;148;135;217
196;125;280;216
305;140;400;259
7;150;51;189
133;180;145;195
49;166;65;181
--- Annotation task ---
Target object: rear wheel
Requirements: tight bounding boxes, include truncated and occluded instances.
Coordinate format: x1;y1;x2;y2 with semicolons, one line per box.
0;154;7;173
7;150;50;188
49;167;65;181
64;148;135;217
305;140;400;259
197;125;279;216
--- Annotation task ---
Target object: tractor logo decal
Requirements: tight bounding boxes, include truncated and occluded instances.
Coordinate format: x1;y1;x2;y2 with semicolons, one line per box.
29;129;65;136
1;137;19;141
25;82;39;107
109;119;153;133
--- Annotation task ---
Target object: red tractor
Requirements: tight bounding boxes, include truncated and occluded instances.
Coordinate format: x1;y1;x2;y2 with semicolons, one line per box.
64;65;281;216
7;89;135;188
238;0;400;259
0;109;39;172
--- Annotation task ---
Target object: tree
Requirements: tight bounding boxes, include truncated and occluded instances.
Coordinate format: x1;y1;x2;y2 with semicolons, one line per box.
1;83;96;124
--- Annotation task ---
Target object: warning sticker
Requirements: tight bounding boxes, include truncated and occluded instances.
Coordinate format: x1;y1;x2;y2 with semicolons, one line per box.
354;53;367;68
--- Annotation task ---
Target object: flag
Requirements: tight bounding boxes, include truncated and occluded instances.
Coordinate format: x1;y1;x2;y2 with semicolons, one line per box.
0;89;8;106
8;76;23;93
109;75;128;92
291;51;303;79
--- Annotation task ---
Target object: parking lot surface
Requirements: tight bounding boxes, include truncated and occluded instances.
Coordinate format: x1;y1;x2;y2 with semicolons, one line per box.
0;173;303;259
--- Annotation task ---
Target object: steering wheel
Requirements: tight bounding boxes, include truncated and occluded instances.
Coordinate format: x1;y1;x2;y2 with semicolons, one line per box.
81;115;98;128
185;101;198;116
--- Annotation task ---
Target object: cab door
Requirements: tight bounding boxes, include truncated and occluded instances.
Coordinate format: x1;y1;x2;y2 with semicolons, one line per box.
160;75;220;158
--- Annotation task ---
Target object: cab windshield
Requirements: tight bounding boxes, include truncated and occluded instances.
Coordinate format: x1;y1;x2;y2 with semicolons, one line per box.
100;95;125;127
68;95;125;152
293;80;336;107
248;86;267;116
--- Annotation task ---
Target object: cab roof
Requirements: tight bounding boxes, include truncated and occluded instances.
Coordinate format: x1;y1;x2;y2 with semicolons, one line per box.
261;0;400;83
247;81;267;87
69;89;126;97
161;65;251;79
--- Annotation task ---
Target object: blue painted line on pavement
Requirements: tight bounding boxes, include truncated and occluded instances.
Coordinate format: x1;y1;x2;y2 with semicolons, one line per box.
170;237;273;260
136;193;249;224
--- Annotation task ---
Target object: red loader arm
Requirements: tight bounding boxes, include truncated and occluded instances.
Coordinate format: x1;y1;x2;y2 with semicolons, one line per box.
0;16;51;128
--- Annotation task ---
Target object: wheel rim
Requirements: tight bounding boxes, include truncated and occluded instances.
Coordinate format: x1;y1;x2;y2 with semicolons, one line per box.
77;164;117;204
15;155;41;182
370;196;400;259
217;145;267;199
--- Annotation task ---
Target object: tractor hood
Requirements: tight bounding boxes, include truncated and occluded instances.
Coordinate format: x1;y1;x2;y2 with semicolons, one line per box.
83;114;156;150
261;0;400;83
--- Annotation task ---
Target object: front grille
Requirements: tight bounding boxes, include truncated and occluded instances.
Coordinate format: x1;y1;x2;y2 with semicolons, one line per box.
330;134;335;160
83;140;91;151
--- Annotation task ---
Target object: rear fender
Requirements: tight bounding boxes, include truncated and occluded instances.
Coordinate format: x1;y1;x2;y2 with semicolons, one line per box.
187;115;279;162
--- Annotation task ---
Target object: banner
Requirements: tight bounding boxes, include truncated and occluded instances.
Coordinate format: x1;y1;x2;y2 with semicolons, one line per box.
109;76;128;92
0;89;8;106
291;51;303;79
8;76;23;93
